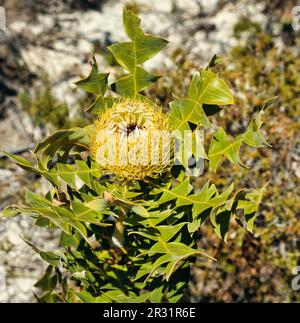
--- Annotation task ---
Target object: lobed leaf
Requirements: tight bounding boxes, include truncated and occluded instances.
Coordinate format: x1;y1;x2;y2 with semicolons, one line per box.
108;7;168;97
75;55;109;95
208;128;245;171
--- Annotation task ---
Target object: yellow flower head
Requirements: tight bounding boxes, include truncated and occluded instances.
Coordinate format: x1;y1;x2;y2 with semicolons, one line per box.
90;98;173;180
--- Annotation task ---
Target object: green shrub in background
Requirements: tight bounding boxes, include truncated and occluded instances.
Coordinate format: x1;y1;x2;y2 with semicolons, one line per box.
1;8;275;303
19;75;90;131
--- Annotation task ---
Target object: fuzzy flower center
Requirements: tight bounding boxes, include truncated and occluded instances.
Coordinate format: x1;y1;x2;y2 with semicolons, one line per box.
90;98;173;180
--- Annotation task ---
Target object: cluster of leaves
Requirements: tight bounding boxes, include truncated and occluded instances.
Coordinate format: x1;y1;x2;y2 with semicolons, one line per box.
1;7;273;302
146;24;299;301
192;31;300;302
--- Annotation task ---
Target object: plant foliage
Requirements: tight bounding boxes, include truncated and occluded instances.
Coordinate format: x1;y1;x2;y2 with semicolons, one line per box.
1;7;274;303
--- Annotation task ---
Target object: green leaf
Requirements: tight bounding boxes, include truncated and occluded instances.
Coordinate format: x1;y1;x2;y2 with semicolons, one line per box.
213;209;231;241
243;109;271;148
75;55;109;95
21;206;71;234
147;241;215;281
156;222;187;242
60;232;80;248
3;152;38;174
156;178;193;205
85;96;115;114
152;179;234;225
169;70;234;134
85;198;109;211
131;205;149;217
123;6;141;38
71;201;110;226
108;42;135;71
192;182;234;219
129;222;186;242
111;67;160;96
243;97;276;148
129;208;174;227
25;189;53;208
208;128;245;171
174;130;207;171
55;161;101;190
237;185;266;232
2;152;33;168
76;290;102;303
9;140;101;188
262;96;278;110
34;266;58;292
108;7;168;96
170;98;211;134
188;70;234;105
21;189;92;243
53;206;89;243
34;127;92;159
1;206;21;217
22;238;62;266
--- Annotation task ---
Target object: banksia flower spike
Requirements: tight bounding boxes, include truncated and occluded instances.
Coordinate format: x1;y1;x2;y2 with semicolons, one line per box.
90;98;173;180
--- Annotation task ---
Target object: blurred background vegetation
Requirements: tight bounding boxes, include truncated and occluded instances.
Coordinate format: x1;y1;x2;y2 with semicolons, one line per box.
0;0;299;302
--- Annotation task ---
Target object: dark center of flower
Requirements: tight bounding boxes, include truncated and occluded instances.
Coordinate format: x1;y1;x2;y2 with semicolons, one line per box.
126;123;143;135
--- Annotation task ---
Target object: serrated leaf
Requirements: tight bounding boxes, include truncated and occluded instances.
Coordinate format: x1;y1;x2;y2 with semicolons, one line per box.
129;222;186;242
147;241;214;281
123;6;143;40
156;222;187;242
34;127;92;160
153;179;234;221
192;183;233;217
76;290;102;303
53;206;89;241
188;70;234;105
71;201;110;226
169;70;233;135
85;96;115;114
156;178;193;205
84;198;109;211
48;162;101;190
2;152;33;168
262;96;278;110
1;206;21;218
213;209;231;241
75;56;109;95
111;67;160;96
170;98;210;135
3;152;39;174
108;7;168;96
129;208;174;227
237;185;266;232
22;238;62;266
20;206;71;234
174;130;207;171
208;128;245;171
25;189;53;208
34;266;56;292
243;109;271;148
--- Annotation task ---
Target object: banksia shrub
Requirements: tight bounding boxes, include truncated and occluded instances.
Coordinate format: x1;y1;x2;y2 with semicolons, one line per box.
1;7;275;303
